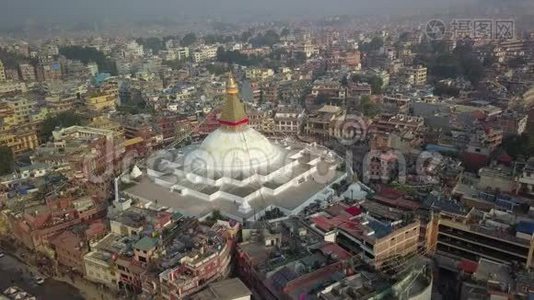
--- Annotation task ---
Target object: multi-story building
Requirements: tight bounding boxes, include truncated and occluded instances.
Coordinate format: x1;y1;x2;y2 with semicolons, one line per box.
192;46;218;63
340;50;361;70
405;65;427;86
42;62;63;81
32;126;125;181
261;82;278;103
4;68;20;81
0;59;6;81
517;158;534;196
347;82;371;97
245;68;274;81
50;231;89;274
0;102;16;131
86;92;117;111
0;81;27;95
426;209;534;269
273;105;303;135
176;47;190;60
330;113;370;144
382;94;410;113
83;233;124;289
246;108;273;133
478;166;516;194
371;114;424;135
87;62;99;76
46;95;76;113
237;217;352;300
311;79;346;102
157;115;187;146
18;63;36;82
0;96;40;156
310;203;420;269
489;111;528;137
305;105;344;139
138;219;239;299
0;127;39;156
296;41;316;58
124;41;144;58
6;194;107;250
110;206;172;237
191;278;252;300
498;39;528;59
121;115;156;150
84;205;173;292
3;96;36;124
0;103;39;156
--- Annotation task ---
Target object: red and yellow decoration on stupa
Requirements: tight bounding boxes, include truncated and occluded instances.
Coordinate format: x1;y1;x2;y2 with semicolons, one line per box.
219;73;249;127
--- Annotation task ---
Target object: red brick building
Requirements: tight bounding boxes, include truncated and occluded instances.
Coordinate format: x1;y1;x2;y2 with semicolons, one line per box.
50;231;88;274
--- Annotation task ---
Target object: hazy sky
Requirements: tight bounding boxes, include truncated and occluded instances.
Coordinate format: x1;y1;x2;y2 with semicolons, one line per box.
0;0;492;28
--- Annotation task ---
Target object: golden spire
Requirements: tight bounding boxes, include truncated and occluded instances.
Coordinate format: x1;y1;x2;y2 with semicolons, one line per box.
226;72;239;95
219;72;248;127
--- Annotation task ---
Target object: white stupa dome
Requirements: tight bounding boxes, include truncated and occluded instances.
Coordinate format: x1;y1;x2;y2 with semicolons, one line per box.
187;126;282;175
184;73;282;176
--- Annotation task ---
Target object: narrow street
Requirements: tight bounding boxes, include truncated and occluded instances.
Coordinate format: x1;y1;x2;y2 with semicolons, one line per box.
0;252;84;300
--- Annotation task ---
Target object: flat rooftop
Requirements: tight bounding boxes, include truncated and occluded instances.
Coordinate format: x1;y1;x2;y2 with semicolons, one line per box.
191;278;251;300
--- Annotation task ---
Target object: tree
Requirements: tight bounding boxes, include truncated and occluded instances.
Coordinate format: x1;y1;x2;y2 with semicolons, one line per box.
293;52;307;64
281;27;290;37
204;34;232;45
162;59;185;70
59;46;117;75
360;95;380;117
0;146;14;176
420;40;484;85
39;111;85;142
117;97;155;114
351;73;364;83
136;37;164;54
433;83;460;97
399;32;410;42
428;53;462;79
368;76;384;95
360;37;384;53
458;52;483;84
0;47;36;69
206;63;227;75
240;30;253;42
502;134;534;160
181;33;197;47
250;30;280;47
216;47;262;66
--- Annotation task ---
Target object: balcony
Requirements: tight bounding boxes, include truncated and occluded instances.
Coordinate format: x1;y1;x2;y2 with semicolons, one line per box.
437;234;528;265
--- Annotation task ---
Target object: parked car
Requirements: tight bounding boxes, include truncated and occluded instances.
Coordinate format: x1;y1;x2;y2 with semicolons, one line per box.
34;276;45;285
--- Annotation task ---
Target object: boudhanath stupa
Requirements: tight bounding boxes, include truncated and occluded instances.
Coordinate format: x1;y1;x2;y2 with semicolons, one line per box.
123;73;347;221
